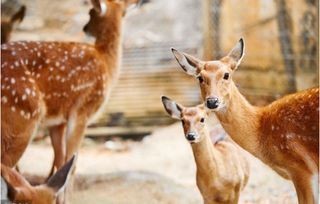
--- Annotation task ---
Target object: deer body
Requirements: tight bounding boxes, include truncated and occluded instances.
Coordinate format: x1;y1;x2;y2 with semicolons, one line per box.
161;97;249;204
193;133;249;204
1;40;119;167
171;39;319;204
1;0;143;172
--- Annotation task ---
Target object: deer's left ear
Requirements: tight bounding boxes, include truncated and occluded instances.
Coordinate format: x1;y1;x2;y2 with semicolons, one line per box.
227;38;245;70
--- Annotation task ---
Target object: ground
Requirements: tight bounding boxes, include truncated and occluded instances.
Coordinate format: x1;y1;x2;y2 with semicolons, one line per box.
19;123;297;204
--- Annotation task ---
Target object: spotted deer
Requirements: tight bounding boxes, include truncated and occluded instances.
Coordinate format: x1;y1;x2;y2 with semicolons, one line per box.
1;155;76;204
1;0;145;173
161;96;249;204
171;38;319;204
1;0;26;44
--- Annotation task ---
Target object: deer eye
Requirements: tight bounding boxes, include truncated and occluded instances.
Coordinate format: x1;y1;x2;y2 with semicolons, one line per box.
223;73;230;80
200;118;205;123
198;76;204;83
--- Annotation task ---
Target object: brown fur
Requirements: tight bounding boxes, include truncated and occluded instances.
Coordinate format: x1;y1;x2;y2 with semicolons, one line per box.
172;39;319;204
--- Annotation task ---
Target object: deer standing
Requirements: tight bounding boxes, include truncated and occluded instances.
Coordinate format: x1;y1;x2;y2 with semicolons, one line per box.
161;96;249;204
1;0;143;171
1;155;75;204
171;39;319;204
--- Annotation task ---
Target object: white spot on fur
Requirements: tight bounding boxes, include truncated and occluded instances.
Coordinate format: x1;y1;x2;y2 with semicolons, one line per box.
22;94;27;101
25;88;31;95
11;106;16;112
1;96;8;104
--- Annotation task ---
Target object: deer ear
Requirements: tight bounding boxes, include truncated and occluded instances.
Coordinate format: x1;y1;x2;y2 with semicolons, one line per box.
227;38;245;69
46;155;76;195
171;48;201;77
161;96;183;120
90;0;107;15
11;5;26;23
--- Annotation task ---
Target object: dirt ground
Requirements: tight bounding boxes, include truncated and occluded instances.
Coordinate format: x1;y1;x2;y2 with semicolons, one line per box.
19;123;297;204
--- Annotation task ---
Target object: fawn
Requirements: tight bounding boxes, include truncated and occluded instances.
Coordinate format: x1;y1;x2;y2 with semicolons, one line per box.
1;155;76;204
161;96;249;204
1;0;26;44
171;38;319;204
1;0;144;172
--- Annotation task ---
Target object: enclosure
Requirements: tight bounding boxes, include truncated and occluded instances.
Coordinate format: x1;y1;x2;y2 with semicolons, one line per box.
1;0;319;203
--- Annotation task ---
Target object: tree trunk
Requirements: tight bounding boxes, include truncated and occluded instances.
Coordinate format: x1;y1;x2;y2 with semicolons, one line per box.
274;0;297;93
202;0;223;60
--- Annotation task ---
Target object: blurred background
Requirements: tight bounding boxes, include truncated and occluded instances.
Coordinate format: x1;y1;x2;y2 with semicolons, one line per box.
2;0;318;203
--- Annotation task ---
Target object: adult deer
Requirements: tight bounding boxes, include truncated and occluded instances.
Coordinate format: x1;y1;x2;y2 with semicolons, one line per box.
171;39;319;204
1;0;144;171
1;155;76;204
162;96;249;204
1;0;26;44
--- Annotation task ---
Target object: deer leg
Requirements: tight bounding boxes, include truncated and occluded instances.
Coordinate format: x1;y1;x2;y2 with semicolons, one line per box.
292;173;316;204
55;116;87;204
47;124;67;179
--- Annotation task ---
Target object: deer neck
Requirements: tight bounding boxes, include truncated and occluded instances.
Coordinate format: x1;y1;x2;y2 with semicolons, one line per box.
214;83;261;156
191;128;217;177
95;8;123;78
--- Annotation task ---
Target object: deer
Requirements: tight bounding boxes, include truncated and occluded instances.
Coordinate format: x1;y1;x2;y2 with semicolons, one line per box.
1;155;76;204
171;38;319;204
161;96;249;204
1;0;26;44
1;0;145;173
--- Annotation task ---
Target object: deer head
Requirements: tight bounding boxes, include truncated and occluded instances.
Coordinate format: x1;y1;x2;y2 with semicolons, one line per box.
162;96;208;143
171;38;245;111
1;155;76;204
1;4;26;44
83;0;144;37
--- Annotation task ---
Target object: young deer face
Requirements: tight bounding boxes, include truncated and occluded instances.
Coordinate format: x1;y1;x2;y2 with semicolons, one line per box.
162;96;208;143
2;155;76;204
83;0;144;37
171;39;245;111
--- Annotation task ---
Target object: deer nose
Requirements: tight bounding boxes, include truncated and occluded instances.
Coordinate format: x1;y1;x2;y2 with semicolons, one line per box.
206;97;219;109
186;132;197;141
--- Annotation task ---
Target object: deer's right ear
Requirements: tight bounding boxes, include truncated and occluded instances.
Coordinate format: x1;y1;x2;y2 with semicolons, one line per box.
171;48;201;77
161;96;183;120
46;155;76;196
